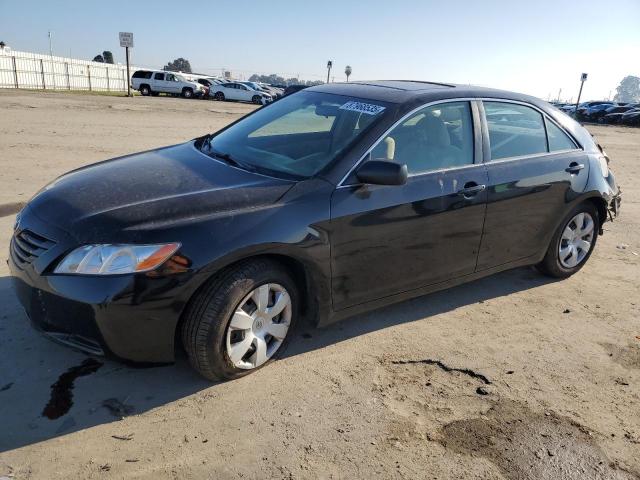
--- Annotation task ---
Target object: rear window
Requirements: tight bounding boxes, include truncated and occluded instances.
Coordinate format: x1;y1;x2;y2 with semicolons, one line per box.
132;70;152;79
545;119;577;152
484;102;547;160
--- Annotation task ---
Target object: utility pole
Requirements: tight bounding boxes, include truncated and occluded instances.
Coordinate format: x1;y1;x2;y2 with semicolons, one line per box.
326;60;332;84
574;73;587;116
48;31;53;56
557;88;562;102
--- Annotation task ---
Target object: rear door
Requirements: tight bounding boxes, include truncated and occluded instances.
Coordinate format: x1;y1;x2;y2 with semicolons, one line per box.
330;100;488;310
476;100;590;270
152;72;166;92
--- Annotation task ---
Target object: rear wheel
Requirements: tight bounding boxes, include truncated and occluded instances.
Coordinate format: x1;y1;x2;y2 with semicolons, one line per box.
181;259;298;381
536;202;599;278
139;85;150;96
214;91;225;101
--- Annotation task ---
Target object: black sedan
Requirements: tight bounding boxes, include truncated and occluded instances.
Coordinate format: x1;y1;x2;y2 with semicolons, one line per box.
621;109;640;126
9;81;621;380
603;106;640;124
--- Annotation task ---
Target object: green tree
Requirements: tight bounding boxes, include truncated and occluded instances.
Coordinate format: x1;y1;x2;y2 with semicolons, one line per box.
102;51;114;64
163;58;192;73
92;54;104;63
345;65;352;82
613;76;640;103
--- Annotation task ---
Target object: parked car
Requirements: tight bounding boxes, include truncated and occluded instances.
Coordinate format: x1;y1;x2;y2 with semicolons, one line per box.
258;83;284;99
9;81;621;381
210;82;272;104
576;102;614;121
131;70;207;98
602;106;640;124
621;109;640;126
283;84;308;96
240;81;279;99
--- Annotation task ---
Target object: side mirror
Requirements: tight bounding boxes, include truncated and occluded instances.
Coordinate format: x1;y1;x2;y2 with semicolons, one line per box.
356;160;408;186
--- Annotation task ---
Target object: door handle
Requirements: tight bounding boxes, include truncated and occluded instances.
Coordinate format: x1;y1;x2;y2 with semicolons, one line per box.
458;183;486;198
565;162;585;174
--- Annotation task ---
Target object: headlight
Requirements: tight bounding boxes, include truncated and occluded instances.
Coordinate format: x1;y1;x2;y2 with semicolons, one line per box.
54;243;180;275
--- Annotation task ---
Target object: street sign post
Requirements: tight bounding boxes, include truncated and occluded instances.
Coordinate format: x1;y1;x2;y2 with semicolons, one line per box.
574;72;588;116
119;32;134;97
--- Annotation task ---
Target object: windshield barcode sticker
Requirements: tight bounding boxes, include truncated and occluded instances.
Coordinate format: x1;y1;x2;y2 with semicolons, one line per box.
339;101;386;115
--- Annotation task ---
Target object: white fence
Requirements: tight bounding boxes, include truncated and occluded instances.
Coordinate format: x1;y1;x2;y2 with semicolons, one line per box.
0;49;132;92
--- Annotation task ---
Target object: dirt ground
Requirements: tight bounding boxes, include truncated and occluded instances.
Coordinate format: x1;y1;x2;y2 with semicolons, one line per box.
0;90;638;480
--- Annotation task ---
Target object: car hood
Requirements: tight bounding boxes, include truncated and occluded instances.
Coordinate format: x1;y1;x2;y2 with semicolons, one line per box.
27;141;295;240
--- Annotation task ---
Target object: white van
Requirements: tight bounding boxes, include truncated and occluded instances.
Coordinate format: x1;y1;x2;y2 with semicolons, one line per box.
131;70;207;98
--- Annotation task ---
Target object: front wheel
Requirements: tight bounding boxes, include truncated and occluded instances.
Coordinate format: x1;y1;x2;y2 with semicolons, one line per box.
214;91;225;101
181;259;298;381
182;88;194;99
536;202;599;278
252;95;263;105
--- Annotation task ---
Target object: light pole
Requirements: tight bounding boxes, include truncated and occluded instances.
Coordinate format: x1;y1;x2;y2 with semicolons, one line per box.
326;60;332;84
345;65;352;82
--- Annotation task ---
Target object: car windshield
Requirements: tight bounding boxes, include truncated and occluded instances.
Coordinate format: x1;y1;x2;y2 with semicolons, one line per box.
199;91;391;179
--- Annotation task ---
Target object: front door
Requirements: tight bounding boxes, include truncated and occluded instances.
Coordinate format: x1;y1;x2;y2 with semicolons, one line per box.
330;101;488;310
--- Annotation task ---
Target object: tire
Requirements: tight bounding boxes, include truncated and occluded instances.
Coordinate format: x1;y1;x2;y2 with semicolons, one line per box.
214;91;225;101
181;259;299;381
252;95;263;105
139;85;150;96
536;202;599;278
182;88;193;99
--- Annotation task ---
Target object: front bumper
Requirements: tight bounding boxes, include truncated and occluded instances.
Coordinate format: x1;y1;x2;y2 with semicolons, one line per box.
8;208;190;363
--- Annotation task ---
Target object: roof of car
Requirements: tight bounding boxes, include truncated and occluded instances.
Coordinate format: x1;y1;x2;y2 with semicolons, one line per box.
307;80;543;107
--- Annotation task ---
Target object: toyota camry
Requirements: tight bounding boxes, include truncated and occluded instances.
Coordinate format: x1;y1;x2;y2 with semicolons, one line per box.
9;81;621;380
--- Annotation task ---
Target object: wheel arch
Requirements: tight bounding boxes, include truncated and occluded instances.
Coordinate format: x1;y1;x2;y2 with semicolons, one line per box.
577;194;608;234
173;252;326;357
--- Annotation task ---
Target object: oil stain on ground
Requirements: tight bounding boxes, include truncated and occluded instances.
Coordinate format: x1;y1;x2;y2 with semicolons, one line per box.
439;400;640;480
42;358;103;420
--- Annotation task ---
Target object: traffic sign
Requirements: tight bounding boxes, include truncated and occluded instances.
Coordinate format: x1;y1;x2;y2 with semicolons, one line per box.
119;32;134;48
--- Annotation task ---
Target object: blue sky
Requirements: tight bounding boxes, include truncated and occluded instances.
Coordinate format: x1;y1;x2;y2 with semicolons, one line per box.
1;0;639;100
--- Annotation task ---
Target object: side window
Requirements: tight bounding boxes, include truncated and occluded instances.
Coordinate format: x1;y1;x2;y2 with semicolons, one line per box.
545;119;577;151
166;74;175;82
484;102;547;160
370;101;474;174
154;73;164;80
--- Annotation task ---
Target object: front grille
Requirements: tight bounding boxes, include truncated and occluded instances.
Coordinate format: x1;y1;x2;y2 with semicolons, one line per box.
10;229;56;268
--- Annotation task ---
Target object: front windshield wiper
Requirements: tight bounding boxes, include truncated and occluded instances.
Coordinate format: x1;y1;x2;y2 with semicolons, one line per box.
210;149;247;169
201;138;254;172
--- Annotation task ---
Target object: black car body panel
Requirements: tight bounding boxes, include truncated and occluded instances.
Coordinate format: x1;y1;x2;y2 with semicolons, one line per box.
9;81;621;363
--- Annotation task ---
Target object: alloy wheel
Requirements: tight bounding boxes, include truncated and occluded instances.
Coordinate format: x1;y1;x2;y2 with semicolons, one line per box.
558;212;595;268
225;283;292;370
